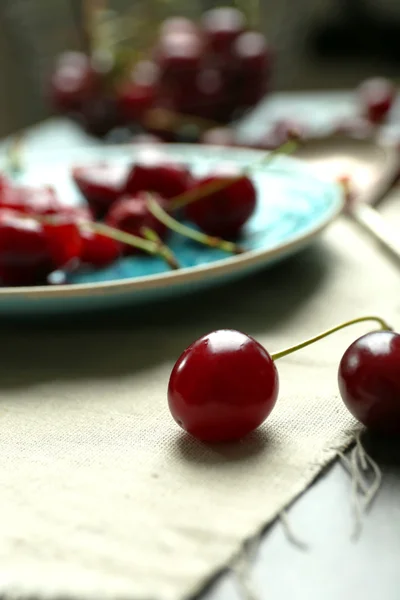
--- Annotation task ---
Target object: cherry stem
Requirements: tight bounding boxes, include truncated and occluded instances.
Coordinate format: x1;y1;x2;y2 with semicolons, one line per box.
29;212;180;271
146;194;244;255
83;220;180;270
271;316;392;362
140;226;180;269
169;138;299;211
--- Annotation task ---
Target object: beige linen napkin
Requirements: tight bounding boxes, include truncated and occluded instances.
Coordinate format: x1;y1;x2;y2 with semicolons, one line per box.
0;206;399;599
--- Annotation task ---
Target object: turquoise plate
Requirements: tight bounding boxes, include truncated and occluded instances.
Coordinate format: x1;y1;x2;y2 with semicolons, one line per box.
0;144;343;314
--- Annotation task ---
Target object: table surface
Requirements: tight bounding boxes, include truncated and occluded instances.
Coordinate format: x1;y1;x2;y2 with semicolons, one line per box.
5;92;400;600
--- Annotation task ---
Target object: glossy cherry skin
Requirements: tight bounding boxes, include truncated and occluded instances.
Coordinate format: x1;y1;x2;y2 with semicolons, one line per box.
72;163;128;216
0;184;62;215
357;77;396;124
106;192;168;254
338;331;400;433
49;52;97;113
78;95;119;138
80;231;121;267
125;156;191;199
186;168;257;238
233;31;271;106
157;31;203;78
168;329;279;442
117;61;159;124
175;68;227;120
44;220;82;269
160;17;198;37
0;209;53;285
201;8;245;56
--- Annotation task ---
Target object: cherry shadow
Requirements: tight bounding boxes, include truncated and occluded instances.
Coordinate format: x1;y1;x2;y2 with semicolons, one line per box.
0;242;333;391
173;427;273;467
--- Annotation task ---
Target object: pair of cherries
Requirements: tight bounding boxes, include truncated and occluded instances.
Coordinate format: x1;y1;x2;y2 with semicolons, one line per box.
168;317;400;442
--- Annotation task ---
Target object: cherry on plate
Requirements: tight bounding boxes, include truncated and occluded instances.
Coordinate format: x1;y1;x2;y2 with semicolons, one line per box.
0;184;62;215
357;77;396;124
106;192;168;253
168;329;279;442
0;209;53;286
339;330;400;433
186;166;257;238
125;154;192;199
72;163;129;216
44;219;83;269
80;231;121;267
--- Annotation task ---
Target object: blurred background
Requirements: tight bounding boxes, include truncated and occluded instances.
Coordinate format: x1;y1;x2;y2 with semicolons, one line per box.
1;0;400;137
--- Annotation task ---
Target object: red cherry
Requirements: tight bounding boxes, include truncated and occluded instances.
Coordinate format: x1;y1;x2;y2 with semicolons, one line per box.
117;61;159;123
157;31;203;78
338;331;400;433
186;167;257;238
80;231;121;267
357;77;396;124
168;329;279;442
44;219;82;269
0;184;62;215
0;209;53;286
234;31;271;71
160;17;198;37
78;95;119;138
49;52;97;112
72;163;128;216
201;8;245;56
106;192;168;253
233;31;271;106
176;68;226;119
125;154;191;199
201;126;236;146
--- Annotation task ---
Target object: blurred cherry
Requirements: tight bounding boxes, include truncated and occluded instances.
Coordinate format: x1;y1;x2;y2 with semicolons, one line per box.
202;7;245;56
106;192;168;253
357;77;396;124
49;51;97;113
72;163;128;216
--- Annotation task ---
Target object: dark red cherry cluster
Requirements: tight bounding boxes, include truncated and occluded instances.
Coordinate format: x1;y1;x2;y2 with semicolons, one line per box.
49;7;272;140
0;148;257;286
72;150;257;243
0;176;121;286
168;317;400;442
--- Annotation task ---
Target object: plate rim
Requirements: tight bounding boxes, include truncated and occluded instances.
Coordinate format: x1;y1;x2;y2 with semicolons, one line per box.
1;144;344;301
